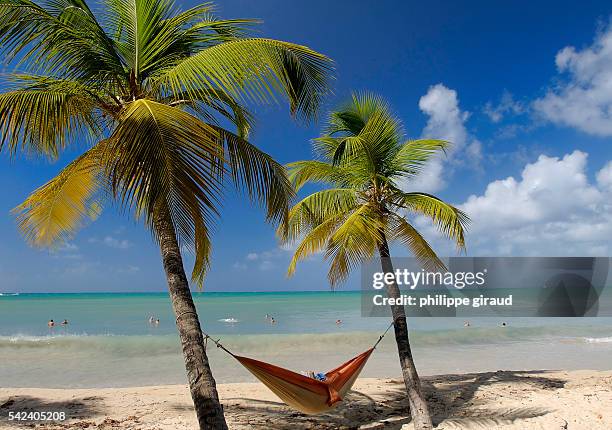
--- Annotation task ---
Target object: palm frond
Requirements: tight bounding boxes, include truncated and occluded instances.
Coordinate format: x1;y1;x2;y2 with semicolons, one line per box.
331;110;401;169
391;139;449;179
285;93;468;287
179;190;212;287
0;0;125;80
324;92;392;136
190;212;212;287
105;0;256;80
314;91;404;176
286;160;362;191
13;143;106;247
393;191;468;249
154;38;333;120
169;4;256;47
389;214;446;272
0;76;101;157
103;0;176;81
164;88;254;137
103;99;224;267
325;204;383;285
212;125;293;226
286;213;344;277
280;188;359;242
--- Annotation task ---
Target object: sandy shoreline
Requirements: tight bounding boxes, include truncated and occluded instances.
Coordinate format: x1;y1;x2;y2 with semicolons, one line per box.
1;370;611;429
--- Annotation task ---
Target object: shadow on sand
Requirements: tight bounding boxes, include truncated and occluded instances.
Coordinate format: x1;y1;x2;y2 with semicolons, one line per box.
0;395;107;429
220;370;566;429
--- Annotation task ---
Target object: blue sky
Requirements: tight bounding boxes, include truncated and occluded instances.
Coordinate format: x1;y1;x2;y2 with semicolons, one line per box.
2;0;612;292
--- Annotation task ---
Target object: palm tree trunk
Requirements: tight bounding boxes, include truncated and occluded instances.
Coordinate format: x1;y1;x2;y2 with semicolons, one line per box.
377;234;433;430
154;208;228;430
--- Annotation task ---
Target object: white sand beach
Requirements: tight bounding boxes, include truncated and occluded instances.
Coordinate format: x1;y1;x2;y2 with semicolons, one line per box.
2;370;611;429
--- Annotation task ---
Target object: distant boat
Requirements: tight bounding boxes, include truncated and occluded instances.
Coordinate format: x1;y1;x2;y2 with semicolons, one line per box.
218;317;240;324
0;293;19;296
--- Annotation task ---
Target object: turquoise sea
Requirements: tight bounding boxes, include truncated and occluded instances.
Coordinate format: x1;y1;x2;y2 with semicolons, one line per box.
1;292;612;388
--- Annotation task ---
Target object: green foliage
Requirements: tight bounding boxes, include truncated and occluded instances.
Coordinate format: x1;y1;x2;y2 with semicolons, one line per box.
1;0;333;286
14;144;106;247
0;76;101;157
281;92;469;286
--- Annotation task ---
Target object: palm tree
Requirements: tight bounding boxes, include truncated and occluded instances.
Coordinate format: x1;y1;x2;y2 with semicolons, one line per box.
0;1;332;428
279;93;468;430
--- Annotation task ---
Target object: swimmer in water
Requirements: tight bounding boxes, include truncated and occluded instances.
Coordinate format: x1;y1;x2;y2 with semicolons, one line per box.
61;319;69;326
464;321;470;327
501;322;507;327
270;317;276;324
48;319;55;327
336;319;342;325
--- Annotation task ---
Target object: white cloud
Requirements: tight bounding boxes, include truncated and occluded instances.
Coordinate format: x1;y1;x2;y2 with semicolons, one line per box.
234;249;285;272
59;243;79;252
258;260;275;271
103;236;131;249
408;84;481;193
448;150;612;256
51;242;82;260
62;261;101;276
483;90;525;123
596;160;612;190
407;156;445;193
462;151;599;228
115;265;140;274
419;84;469;145
279;240;300;252
465;139;483;163
89;236;132;249
533;24;612;136
232;262;247;271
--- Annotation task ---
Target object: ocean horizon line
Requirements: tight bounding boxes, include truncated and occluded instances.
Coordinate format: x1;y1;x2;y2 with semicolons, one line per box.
0;289;361;295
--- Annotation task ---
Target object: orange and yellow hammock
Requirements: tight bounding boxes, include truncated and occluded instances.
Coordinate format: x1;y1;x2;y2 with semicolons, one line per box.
203;323;393;415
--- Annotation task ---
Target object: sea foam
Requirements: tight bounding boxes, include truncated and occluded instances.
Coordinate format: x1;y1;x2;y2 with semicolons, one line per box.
584;336;612;343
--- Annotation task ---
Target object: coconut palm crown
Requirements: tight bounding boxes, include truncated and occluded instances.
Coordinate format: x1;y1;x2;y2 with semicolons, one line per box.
0;0;333;285
280;92;469;285
280;92;469;430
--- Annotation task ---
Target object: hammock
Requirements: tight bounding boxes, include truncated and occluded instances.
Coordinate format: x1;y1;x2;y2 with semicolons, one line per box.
198;322;394;415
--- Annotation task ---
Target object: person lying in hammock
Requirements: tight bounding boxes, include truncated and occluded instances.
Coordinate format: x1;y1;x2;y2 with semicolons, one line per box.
301;371;327;381
200;323;388;415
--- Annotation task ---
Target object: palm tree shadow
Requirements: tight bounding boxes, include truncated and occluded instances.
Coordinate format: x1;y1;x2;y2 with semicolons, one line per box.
0;395;106;428
221;370;565;429
424;370;565;427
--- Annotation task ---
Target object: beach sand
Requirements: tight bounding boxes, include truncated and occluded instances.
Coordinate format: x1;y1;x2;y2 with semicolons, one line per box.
1;370;611;429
